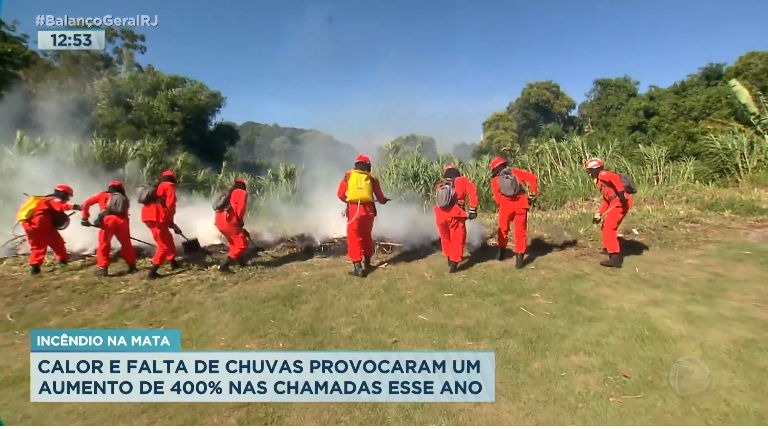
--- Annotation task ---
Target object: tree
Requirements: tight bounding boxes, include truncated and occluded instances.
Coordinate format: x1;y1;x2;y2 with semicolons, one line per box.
0;19;39;94
475;111;517;156
385;134;439;160
509;81;576;144
91;68;234;163
578;76;640;140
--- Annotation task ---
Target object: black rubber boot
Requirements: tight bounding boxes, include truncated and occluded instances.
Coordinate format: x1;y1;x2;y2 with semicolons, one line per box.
219;257;233;274
363;256;373;271
147;264;161;280
600;253;623;268
515;253;525;269
96;267;108;277
448;261;458;273
127;264;138;274
600;248;608;255
58;260;68;266
447;257;451;267
348;262;365;278
28;265;41;276
497;247;506;261
169;259;181;270
237;256;248;267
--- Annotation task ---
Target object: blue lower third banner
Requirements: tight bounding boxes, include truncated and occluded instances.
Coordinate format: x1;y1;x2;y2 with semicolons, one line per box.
30;330;495;403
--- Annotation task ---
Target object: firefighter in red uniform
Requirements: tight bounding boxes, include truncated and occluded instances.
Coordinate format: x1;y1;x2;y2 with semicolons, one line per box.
434;163;479;273
21;185;81;275
215;178;249;273
337;155;390;277
141;170;182;279
584;157;632;268
81;180;138;277
490;157;538;269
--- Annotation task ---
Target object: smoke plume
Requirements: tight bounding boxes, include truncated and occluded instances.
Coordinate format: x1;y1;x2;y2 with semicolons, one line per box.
0;85;486;261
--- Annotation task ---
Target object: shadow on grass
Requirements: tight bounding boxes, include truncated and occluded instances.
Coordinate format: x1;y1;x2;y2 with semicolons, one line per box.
523;237;579;266
458;244;498;272
619;238;650;256
380;240;440;267
256;249;315;268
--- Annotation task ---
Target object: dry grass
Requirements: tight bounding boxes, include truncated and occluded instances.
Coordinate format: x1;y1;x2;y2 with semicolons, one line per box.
2;202;768;424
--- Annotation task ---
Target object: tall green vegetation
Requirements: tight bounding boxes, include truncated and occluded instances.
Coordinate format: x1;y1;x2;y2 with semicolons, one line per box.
1;17;767;215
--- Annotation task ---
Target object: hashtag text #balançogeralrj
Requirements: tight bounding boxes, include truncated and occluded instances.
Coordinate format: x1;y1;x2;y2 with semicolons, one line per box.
35;15;159;28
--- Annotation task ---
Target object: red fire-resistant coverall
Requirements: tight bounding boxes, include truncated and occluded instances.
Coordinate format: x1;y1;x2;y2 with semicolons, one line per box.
81;192;136;268
595;170;633;254
21;196;73;266
141;182;177;266
434;177;479;263
337;172;388;262
215;188;248;260
492;169;538;254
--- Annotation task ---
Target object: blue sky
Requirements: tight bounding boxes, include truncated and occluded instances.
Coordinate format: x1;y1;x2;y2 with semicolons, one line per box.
3;0;767;149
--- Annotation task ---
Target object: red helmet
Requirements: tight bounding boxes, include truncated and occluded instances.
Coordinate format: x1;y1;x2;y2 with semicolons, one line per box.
162;170;176;179
354;154;371;164
235;178;246;184
109;180;124;188
490;157;507;171
54;184;74;197
584;157;604;169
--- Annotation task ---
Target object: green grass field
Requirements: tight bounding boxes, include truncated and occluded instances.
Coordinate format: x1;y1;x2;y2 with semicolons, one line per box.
2;191;768;425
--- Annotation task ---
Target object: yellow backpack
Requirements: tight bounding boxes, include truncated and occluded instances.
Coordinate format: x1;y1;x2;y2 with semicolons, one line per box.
17;195;46;222
346;170;374;203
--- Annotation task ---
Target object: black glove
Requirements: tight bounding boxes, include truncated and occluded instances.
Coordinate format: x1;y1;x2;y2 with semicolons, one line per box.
170;223;182;234
528;193;537;205
592;213;602;224
81;218;91;227
468;208;478;220
71;204;82;211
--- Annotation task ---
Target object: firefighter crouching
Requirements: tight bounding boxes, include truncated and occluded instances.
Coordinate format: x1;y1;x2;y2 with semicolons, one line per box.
17;185;81;275
140;170;182;279
214;178;249;274
490;157;538;269
434;163;479;273
584;157;634;268
81;180;137;277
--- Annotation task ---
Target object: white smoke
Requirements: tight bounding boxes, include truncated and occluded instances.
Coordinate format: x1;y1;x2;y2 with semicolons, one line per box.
0;84;486;261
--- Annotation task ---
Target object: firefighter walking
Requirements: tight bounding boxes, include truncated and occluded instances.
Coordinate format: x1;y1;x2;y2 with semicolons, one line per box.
490;157;538;269
81;180;137;277
584;157;633;268
434;163;479;273
337;154;390;278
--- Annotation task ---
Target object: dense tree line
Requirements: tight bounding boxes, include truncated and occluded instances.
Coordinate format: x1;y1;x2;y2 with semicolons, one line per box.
1;17;766;175
473;53;768;160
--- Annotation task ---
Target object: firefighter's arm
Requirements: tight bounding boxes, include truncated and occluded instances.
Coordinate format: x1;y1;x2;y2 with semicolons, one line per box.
464;178;479;210
164;185;178;222
232;190;247;224
598;199;609;216
81;194;101;219
49;198;75;212
372;177;389;204
491;177;503;206
514;169;538;195
337;174;349;203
